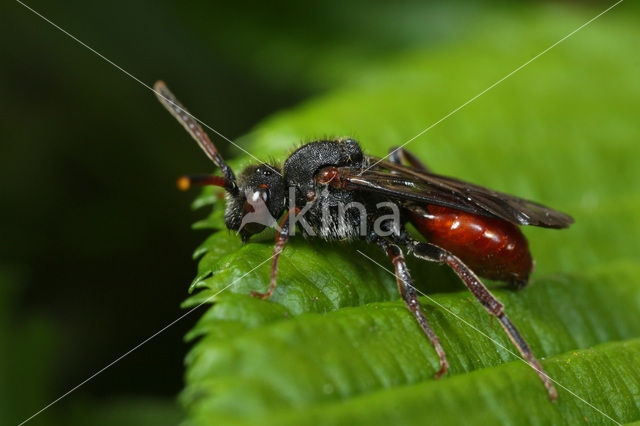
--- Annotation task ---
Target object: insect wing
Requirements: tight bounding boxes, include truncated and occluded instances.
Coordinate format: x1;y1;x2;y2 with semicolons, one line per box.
337;160;573;229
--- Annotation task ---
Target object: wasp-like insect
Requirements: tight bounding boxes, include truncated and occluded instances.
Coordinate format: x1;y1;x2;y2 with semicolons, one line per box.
155;81;573;400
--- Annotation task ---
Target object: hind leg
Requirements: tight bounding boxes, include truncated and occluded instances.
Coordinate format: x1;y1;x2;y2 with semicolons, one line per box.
406;237;557;400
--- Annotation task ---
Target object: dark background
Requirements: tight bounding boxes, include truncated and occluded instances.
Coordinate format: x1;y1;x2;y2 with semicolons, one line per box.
0;0;622;424
2;2;315;423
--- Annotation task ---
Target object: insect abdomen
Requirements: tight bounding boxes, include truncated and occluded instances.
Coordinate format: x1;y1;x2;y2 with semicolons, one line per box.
410;206;533;286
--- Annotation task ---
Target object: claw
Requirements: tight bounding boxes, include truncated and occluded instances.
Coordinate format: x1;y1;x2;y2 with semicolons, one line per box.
250;290;272;299
434;360;449;379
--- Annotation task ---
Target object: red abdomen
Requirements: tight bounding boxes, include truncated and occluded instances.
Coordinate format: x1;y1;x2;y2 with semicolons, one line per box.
410;206;533;285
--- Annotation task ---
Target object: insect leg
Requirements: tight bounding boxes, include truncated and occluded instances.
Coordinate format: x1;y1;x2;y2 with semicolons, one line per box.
406;238;558;400
388;147;431;172
250;208;299;299
373;236;448;378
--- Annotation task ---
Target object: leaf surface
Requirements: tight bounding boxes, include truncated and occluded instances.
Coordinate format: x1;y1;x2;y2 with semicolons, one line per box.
181;5;640;425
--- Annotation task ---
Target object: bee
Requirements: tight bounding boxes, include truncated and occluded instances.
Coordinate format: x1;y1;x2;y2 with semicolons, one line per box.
155;81;573;400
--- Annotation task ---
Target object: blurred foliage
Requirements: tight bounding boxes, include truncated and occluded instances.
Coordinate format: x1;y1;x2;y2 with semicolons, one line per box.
180;3;640;425
0;268;184;425
0;267;58;425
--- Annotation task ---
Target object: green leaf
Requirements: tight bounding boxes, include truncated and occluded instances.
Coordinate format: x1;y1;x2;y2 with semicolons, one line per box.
181;5;640;425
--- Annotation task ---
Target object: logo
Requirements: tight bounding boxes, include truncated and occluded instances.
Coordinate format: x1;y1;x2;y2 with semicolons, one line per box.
238;187;401;237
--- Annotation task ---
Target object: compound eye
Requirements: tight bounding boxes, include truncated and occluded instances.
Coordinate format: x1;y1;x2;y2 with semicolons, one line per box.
315;167;340;184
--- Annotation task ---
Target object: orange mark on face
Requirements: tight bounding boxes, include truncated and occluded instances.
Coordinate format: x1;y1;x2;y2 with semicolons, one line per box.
177;176;190;191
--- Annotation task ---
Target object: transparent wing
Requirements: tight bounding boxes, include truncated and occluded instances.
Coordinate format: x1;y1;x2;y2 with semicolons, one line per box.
337;159;574;229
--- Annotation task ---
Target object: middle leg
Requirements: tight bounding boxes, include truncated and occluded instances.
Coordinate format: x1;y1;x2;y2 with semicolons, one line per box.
374;236;448;378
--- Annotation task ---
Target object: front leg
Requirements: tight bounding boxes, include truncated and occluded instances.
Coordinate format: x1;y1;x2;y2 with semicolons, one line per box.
407;238;558;400
250;208;299;299
373;236;448;378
